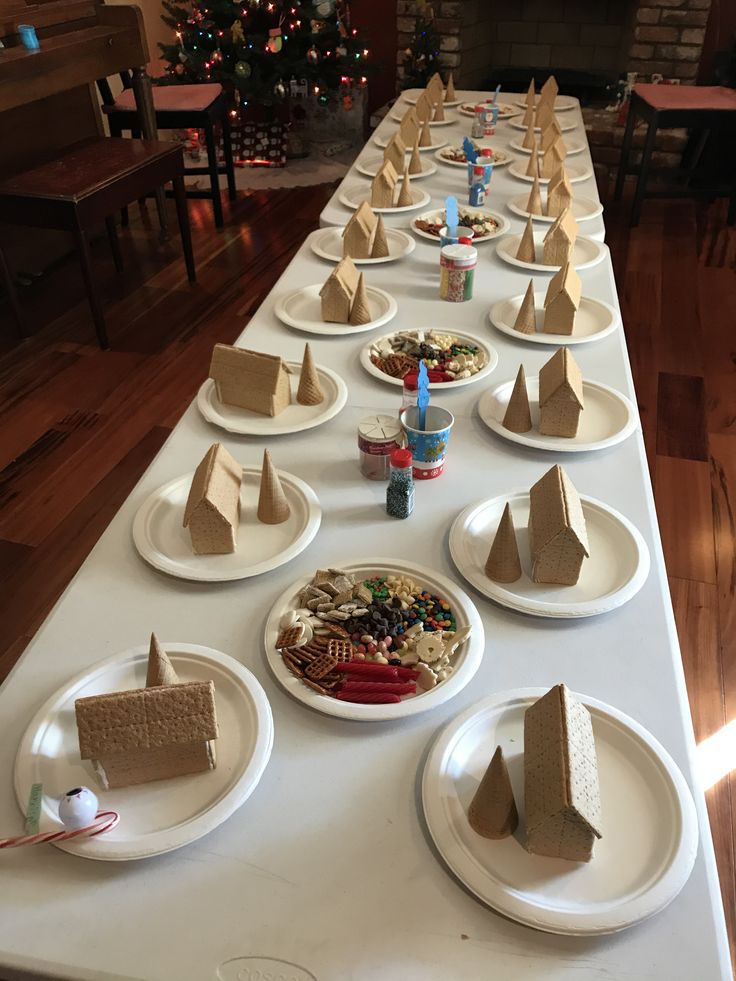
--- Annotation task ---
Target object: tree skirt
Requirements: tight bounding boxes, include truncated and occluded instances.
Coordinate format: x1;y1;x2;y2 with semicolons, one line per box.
185;146;359;191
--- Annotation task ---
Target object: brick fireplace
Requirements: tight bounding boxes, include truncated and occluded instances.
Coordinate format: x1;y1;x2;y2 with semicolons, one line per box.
396;0;713;177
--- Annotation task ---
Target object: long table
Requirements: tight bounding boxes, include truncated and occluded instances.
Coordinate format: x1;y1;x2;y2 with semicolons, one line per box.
0;91;731;981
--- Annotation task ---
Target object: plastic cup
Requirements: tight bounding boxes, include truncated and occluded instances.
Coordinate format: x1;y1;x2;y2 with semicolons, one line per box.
18;24;40;50
439;225;473;248
400;405;454;479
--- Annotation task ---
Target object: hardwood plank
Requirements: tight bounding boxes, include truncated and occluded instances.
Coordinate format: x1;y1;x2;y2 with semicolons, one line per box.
654;457;717;585
669;576;736;952
701;267;736;437
658;205;705;376
657;372;709;462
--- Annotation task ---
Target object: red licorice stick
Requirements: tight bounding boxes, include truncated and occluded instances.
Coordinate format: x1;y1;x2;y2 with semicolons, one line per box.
336;662;399;680
395;666;420;680
339;680;417;695
336;692;402;704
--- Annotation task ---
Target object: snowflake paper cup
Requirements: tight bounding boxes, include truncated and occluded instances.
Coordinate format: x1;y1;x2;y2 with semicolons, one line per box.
401;406;454;480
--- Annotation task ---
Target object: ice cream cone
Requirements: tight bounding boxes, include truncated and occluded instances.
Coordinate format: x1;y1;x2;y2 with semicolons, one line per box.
502;365;533;433
146;633;179;687
296;343;324;406
257;448;290;524
349;272;371;325
468;746;519;838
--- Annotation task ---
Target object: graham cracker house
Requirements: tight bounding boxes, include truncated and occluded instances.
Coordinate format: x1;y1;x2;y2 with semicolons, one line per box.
543;260;581;335
524;683;602;862
528;464;589;585
342;200;378;259
209;344;291;416
543;207;577;266
538;347;585;438
320;256;360;323
371;160;398;209
383;131;406;172
183;442;242;555
74;634;219;790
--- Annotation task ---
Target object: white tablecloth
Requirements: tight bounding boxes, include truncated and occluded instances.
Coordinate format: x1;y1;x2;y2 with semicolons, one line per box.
0;91;731;981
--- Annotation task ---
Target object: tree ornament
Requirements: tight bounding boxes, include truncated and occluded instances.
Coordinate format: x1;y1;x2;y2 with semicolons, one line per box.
342;93;353;110
231;19;245;44
233;88;241;104
234;59;251;78
307;45;320;64
178;49;189;62
274;78;286;98
336;42;347;57
318;91;329;105
310;19;327;33
315;0;334;14
174;62;185;74
210;46;223;63
268;27;282;53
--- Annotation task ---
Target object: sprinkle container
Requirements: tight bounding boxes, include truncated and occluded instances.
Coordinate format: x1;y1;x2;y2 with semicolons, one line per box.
439;243;477;303
358;414;402;480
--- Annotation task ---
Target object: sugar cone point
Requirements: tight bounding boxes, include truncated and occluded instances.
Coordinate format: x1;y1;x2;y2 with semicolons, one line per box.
371;214;390;258
433;100;445;122
146;633;179;687
468;746;519;838
408;142;422;175
502;365;533;434
484;503;522;582
513;280;537;335
258;449;290;524
445;71;456;101
397;168;413;207
419;120;431;147
516;217;536;263
522;123;536;150
296;343;324;406
526;174;542;217
349;272;371;325
525;144;539;177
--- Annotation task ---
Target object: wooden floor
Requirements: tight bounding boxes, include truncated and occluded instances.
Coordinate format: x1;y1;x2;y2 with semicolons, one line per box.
0;183;735;966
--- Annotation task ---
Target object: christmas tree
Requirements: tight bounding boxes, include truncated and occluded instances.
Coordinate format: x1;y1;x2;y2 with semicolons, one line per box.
159;0;370;106
401;1;441;90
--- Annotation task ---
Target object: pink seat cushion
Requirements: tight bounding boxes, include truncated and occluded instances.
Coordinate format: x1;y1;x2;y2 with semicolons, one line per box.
113;83;224;113
635;83;736;112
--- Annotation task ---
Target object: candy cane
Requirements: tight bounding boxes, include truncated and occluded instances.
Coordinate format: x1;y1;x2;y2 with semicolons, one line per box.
0;810;119;849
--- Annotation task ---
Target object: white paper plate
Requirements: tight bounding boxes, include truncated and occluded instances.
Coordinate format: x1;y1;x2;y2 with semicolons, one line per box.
405;95;462;109
374;133;447;152
434;147;513;168
357;156;437;180
197;362;347;436
14;644;274;861
497;234;606;273
133;466;321;582
390;109;455;126
274;283;397;335
489;292;619;346
449;492;650;617
509;138;586;156
422;688;698;934
264;559;485;722
412;208;510;244
458;102;522;119
339;184;431;215
360;329;498;390
509;162;593;185
514;95;577;112
310;226;416;265
508;195;603;224
510;117;577;133
478;377;637;453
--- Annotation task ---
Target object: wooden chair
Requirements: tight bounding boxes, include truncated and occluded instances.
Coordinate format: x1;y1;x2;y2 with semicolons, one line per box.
98;74;237;228
614;83;736;227
0;137;196;349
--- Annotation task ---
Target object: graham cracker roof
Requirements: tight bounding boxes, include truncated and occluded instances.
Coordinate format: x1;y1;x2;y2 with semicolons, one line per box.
539;347;584;408
524;684;602;839
320;255;360;300
76;680;218;759
544;206;578;246
342;200;376;239
183;443;241;528
209;345;285;386
544;260;582;308
529;464;590;556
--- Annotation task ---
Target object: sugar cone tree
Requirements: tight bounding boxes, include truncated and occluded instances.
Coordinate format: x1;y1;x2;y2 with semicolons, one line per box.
397;167;413;207
349;272;371;325
296;343;324;406
513;280;537;335
485;503;522;582
419;119;432;147
516;217;536;263
525;144;539;178
371;215;390;258
526;173;543;217
257;448;290;524
522;123;536;150
146;633;179;687
408;140;422;175
502;365;532;433
433;99;445;122
468;745;519;839
445;71;456;102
